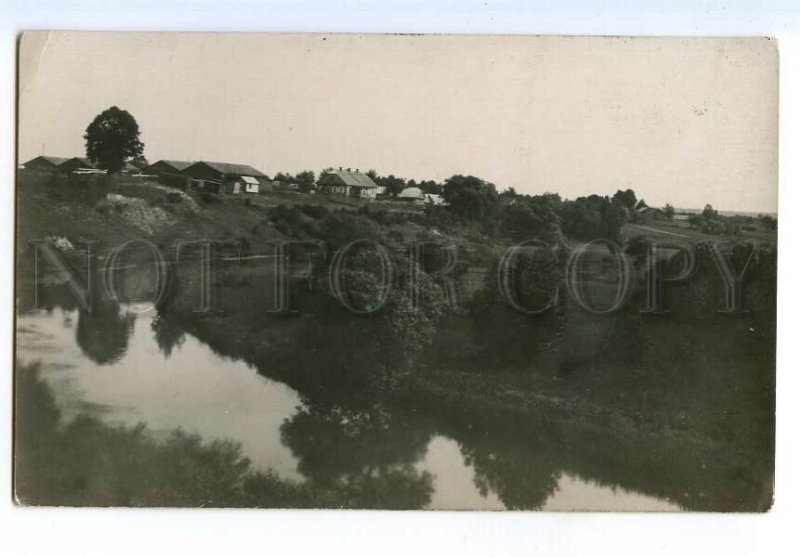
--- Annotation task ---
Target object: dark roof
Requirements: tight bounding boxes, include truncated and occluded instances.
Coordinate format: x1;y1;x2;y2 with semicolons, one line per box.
637;206;666;215
145;160;195;172
321;169;378;188
22;156;70;167
189;161;268;178
62;157;97;168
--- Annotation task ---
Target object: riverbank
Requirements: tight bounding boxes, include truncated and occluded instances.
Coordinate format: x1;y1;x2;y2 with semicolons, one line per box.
15;173;777;510
162;301;773;511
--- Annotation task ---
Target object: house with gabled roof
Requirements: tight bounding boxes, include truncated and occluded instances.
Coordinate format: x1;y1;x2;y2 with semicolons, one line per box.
633;202;667;224
20;155;105;177
317;167;379;199
143;160;195;188
20;156;70;172
143;160;195;174
59;157;103;174
183;161;270;194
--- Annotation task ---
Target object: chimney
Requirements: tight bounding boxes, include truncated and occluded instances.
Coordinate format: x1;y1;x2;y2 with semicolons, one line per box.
339;166;342;171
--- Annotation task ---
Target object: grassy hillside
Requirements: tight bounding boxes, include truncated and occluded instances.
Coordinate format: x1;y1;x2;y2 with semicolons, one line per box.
16;173;289;252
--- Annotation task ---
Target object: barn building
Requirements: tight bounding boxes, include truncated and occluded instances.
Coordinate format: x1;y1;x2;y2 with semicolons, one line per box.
20;156;70;174
634;205;668;223
142;160;195;188
59;157;101;174
182;161;270;194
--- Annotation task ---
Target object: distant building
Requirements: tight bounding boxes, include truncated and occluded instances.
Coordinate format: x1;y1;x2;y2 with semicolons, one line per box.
182;161;270;194
397;187;426;205
635;205;667;223
20;155;107;178
143;160;195;188
20;156;70;173
240;175;262;193
317;168;378;199
60;157;103;174
425;193;446;206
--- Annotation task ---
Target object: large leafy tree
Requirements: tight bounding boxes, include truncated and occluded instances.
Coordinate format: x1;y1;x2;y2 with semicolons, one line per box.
612;188;638;210
702;203;718;220
441;174;500;221
295;170;316;191
417;179;442;195
83;106;144;173
500;193;563;243
366;170;407;197
560;194;627;241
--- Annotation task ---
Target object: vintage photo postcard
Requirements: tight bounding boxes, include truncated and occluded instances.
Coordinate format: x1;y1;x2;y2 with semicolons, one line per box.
14;32;777;510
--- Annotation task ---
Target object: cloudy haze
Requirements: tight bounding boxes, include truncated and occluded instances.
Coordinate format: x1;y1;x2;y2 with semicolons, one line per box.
18;32;778;213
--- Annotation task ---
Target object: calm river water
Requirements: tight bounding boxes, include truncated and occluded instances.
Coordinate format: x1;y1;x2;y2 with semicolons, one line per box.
16;307;683;510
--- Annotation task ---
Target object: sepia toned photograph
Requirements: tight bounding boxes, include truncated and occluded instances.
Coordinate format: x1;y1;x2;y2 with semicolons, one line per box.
14;32;777;511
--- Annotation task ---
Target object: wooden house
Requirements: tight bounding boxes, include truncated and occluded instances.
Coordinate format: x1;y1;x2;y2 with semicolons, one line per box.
182;161;270;194
317;168;378;199
142;160;195;188
59;157;103;174
20;156;70;174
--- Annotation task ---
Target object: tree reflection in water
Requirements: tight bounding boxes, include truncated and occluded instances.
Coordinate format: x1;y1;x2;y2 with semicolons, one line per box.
151;313;186;358
459;434;560;510
280;401;434;509
15;248;775;510
75;303;135;365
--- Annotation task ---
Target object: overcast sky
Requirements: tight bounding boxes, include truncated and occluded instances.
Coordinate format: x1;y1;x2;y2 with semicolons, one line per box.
18;32;777;213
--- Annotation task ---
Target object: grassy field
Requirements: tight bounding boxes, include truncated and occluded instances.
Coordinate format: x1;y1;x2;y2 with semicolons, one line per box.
623;219;777;245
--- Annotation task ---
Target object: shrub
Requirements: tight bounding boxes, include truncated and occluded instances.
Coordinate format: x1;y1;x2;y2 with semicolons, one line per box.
560;194;626;241
200;192;221;204
299;204;329;219
268;205;318;238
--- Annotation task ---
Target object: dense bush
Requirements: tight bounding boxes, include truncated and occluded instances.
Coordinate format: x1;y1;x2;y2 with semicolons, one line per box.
441;175;501;223
560;194;627;241
299;203;329;219
200;191;221;204
499;193;563;243
467;241;566;369
317;211;384;251
268;204;320;238
356;205;406;226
